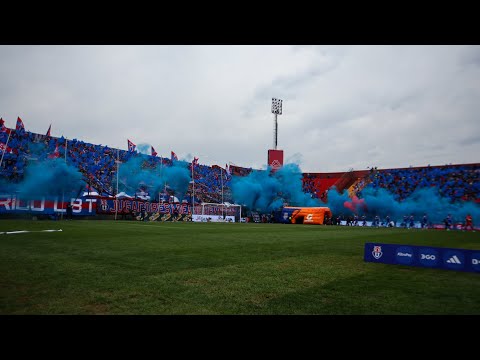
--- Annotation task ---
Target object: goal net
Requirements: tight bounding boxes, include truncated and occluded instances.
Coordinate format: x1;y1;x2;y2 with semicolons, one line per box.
192;202;243;223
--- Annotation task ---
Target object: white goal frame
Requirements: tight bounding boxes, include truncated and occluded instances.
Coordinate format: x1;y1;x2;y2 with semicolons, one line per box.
193;202;242;222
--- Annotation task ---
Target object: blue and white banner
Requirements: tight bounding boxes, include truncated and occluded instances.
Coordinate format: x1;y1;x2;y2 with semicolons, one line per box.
364;243;480;273
0;194;97;216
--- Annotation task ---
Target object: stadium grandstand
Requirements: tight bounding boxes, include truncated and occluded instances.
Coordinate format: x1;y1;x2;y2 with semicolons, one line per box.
1;120;479;227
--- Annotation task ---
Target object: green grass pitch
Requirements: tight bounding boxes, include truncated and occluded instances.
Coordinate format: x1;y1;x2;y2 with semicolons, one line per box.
1;220;479;314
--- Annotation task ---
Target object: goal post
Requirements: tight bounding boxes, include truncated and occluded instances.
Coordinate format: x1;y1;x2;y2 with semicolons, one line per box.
192;202;243;222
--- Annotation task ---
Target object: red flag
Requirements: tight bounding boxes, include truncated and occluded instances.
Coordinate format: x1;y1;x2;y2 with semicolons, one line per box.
46;124;51;137
0;118;12;135
171;151;178;161
16;117;25;131
151;146;157;157
0;118;9;134
48;145;61;159
190;157;199;170
85;184;99;195
127;139;136;152
0;142;13;153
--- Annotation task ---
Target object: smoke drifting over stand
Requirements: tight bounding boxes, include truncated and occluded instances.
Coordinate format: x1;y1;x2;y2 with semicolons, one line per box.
118;154;190;200
230;161;480;223
3;158;84;200
326;187;480;223
325;186;480;224
231;163;321;212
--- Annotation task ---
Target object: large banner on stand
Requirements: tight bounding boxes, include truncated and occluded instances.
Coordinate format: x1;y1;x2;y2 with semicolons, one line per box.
0;194;97;216
96;198;191;215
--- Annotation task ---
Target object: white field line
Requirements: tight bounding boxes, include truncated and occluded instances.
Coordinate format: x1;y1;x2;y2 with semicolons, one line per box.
1;229;63;235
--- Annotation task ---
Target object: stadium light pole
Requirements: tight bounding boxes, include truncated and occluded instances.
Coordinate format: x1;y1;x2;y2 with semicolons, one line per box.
271;98;283;150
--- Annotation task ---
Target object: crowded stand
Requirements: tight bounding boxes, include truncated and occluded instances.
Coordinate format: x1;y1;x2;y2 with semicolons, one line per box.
0;119;232;206
299;164;480;207
1;118;478;229
358;164;480;203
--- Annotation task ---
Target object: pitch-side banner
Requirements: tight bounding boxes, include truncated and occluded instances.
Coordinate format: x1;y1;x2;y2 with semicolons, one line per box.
364;243;480;273
0;194;97;215
192;215;235;222
97;198;191;215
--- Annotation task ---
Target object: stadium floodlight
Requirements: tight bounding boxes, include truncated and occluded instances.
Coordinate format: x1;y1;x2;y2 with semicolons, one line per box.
271;98;283;115
271;98;283;150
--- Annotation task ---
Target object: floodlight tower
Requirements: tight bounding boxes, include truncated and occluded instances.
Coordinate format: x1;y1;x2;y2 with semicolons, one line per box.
271;98;283;150
268;98;284;172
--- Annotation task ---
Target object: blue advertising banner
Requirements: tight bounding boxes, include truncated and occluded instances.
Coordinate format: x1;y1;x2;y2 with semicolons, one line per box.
365;243;480;273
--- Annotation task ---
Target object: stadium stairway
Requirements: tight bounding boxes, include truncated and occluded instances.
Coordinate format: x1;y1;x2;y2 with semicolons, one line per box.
332;169;357;193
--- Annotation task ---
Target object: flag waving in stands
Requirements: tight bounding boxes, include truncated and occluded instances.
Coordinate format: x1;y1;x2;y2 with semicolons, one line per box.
171;151;178;161
16;117;25;132
48;144;61;159
0;118;10;134
46;124;51;137
151;146;157;157
190;156;198;170
0;142;13;154
84;184;100;196
127;139;136;152
226;163;231;176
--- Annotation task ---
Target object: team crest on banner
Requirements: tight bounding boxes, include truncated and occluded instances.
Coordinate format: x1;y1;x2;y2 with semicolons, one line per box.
101;199;109;211
271;160;281;169
372;245;383;259
268;149;284;172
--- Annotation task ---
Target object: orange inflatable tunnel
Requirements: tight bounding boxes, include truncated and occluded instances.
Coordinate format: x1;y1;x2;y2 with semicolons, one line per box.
283;206;332;225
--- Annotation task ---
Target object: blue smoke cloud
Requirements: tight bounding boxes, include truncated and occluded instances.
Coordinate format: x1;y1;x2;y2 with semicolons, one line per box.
27;141;48;157
136;143;151;155
7;158;84;200
323;186;350;215
230;161;480;224
163;161;191;198
231;163;321;212
118;155;190;200
325;186;480;223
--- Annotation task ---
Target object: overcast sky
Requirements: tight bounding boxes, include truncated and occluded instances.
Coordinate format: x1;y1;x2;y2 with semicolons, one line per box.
1;45;479;173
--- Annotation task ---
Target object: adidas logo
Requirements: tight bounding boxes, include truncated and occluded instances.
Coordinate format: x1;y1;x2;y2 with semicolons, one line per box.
446;255;462;264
